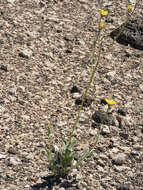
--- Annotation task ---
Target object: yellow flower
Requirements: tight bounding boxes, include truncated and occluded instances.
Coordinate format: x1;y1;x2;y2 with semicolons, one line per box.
99;22;105;29
105;98;117;106
100;9;108;16
127;5;133;12
48;125;52;129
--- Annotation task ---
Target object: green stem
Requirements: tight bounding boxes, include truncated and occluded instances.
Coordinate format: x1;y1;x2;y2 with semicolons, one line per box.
90;17;102;73
67;40;103;147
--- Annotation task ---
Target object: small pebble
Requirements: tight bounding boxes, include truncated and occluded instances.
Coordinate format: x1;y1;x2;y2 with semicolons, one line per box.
19;49;33;59
70;86;80;93
101;125;110;135
7;147;17;155
117;184;130;190
118;108;127;116
112;153;127;165
8;157;21;166
1;65;8;72
119;133;129;139
0;153;6;160
100;98;107;105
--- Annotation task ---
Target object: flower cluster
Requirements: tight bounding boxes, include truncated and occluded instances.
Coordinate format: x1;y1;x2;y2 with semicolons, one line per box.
99;9;108;29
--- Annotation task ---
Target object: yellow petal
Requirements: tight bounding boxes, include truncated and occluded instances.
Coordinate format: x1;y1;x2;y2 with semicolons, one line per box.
48;125;52;129
105;98;117;105
127;5;133;12
100;9;108;16
99;22;105;29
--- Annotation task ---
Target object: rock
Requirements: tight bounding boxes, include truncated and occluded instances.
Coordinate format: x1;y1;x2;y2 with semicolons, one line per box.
129;0;136;5
101;125;110;135
79;112;89;122
0;167;3;173
8;157;21;166
0;98;5;104
39;1;45;8
92;110;115;125
0;153;6;160
118;108;127;116
65;49;72;54
7;0;16;3
109;147;120;154
106;71;116;80
105;17;114;23
59;187;65;190
19;49;33;58
117;184;131;190
100;99;107;105
124;50;131;58
75;97;93;107
0;65;8;72
7;147;17;155
139;84;143;92
97;165;104;172
89;128;98;136
119;133;129;139
70;86;80;93
52;145;60;153
0;105;5;113
134;53;141;58
8;88;17;95
112;153;127;165
72;93;81;99
9;96;17;102
141;127;143;134
64;35;74;41
110;16;143;50
114;166;130;172
57;121;67;127
116;115;126;128
21;115;30;120
27;31;38;39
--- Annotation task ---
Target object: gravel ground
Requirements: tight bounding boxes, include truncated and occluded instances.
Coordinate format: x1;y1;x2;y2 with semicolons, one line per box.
0;0;143;190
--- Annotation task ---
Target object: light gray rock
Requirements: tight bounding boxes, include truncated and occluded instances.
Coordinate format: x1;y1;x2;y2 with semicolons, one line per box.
112;153;127;165
19;49;33;59
89;128;98;136
21;115;30;120
101;125;110;135
59;188;65;190
0;167;3;173
79;112;89;122
72;93;81;99
0;106;5;113
7;0;16;3
106;71;116;80
0;153;6;160
57;121;67;127
114;165;130;172
53;145;60;153
8;157;21;166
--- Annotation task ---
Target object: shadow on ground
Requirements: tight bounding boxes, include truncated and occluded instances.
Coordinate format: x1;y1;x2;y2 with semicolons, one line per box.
31;174;79;190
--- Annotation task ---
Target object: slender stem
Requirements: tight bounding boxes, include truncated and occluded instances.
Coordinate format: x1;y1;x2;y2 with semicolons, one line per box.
90;16;102;73
67;39;103;147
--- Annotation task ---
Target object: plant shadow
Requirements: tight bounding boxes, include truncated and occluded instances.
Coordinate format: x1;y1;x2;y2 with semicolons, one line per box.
31;174;79;190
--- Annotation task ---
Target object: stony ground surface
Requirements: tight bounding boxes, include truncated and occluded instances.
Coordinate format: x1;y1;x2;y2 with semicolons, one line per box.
0;0;143;190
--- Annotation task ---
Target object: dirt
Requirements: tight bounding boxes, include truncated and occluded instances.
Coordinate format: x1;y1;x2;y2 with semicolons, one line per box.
0;0;143;190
